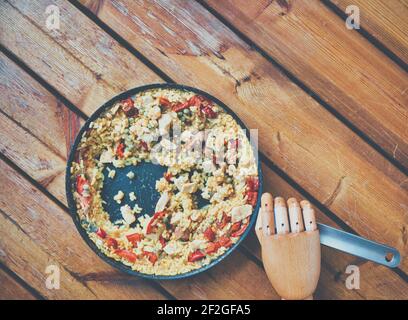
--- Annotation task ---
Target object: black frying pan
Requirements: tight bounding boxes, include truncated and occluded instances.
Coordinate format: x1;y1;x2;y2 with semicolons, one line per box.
65;83;263;280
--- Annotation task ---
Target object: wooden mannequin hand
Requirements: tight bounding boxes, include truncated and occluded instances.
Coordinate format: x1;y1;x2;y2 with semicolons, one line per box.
255;193;321;300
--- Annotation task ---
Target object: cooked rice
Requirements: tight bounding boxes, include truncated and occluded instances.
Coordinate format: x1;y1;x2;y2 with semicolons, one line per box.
70;88;259;275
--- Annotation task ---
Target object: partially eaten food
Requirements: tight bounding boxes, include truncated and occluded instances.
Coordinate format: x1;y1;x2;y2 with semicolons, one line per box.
70;87;259;276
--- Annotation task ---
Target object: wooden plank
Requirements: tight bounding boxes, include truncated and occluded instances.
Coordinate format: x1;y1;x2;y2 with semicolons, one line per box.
0;268;38;300
205;0;408;169
2;55;406;300
331;0;408;64
0;160;166;300
73;0;408;272
0;0;160;116
0;55;279;300
0;54;80;204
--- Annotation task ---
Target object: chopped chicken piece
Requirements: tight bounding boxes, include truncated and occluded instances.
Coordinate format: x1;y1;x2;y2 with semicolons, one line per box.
174;175;188;191
202;160;216;173
231;204;252;223
158;113;173;135
160;138;177;150
191;239;206;251
155;191;169;212
100;149;115;163
113;190;124;204
120;205;136;225
129;192;137;201
181;182;197;194
107;168;116;179
126;171;135;179
163;241;179;255
170;212;182;225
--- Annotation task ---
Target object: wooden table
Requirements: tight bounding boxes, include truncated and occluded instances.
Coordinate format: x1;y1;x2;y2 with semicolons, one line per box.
0;0;407;300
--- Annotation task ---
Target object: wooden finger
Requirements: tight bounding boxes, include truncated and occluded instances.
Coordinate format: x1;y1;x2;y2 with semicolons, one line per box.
255;206;263;242
300;200;317;231
255;206;262;232
287;197;304;233
261;193;275;236
274;197;290;234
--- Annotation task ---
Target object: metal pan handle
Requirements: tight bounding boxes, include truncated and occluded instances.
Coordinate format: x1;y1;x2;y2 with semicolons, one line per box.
318;223;401;268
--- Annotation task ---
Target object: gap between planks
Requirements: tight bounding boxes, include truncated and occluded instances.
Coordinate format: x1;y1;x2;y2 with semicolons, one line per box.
0;262;45;300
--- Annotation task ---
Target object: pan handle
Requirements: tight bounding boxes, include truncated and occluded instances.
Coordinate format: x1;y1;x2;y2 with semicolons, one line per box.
318;223;401;268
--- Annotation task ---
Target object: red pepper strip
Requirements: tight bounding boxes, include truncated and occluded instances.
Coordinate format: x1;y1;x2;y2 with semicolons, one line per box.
159;236;166;248
231;223;249;238
159;97;171;108
143;251;158;264
246;177;259;192
80;195;92;208
146;211;166;234
106;237;118;249
126;233;143;246
172;101;190;112
230;222;241;233
217;236;233;248
121;98;138;117
187;95;203;107
216;213;231;229
125;107;138;117
96;228;106;239
205;242;220;254
121;97;134;108
203;227;216;242
116;142;125;159
76;175;88;195
246;191;258;207
201;105;217;118
139;140;149;152
188;95;213;108
115;249;137;263
164;172;173;182
212;153;217;165
188;250;205;262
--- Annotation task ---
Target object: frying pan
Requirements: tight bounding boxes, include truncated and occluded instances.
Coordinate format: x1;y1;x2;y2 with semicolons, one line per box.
65;83;263;280
66;83;400;281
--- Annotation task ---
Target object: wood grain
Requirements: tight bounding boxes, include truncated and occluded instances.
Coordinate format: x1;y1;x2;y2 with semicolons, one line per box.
206;0;408;169
0;268;37;300
0;160;166;300
75;0;408;271
2;46;406;300
331;0;408;64
0;0;161;116
0;53;81;204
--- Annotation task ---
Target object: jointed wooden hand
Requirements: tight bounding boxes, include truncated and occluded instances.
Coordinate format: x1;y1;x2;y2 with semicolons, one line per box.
255;193;321;300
